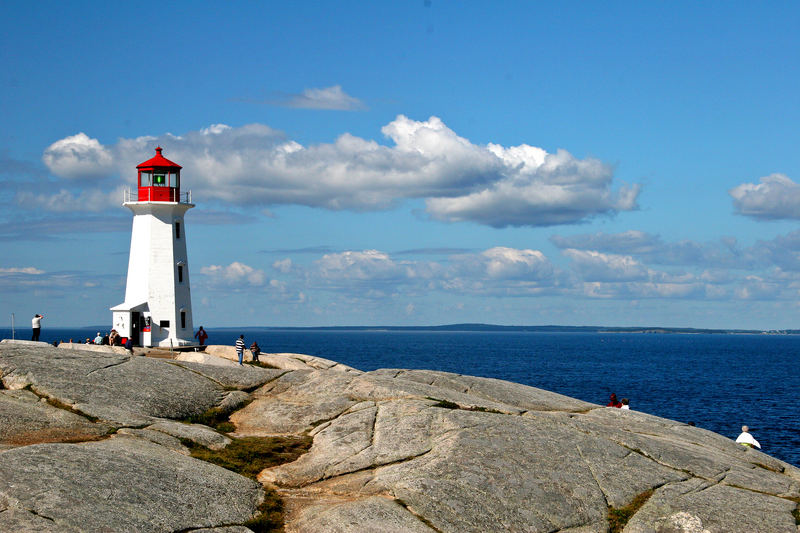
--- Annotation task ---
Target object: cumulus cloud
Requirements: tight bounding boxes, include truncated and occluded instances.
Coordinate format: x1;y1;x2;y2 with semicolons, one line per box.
0;267;45;274
272;258;293;273
427;147;640;227
315;250;415;282
42;133;114;179
730;173;800;220
200;262;266;287
281;85;366;110
456;247;556;280
37;116;641;227
551;231;761;269
562;249;649;282
16;186;127;213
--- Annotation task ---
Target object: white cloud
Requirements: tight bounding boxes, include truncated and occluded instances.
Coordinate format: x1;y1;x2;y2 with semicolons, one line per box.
284;85;366;110
426;148;640;227
0;267;44;274
315;250;413;282
36;116;641;227
552;231;761;269
562;249;649;282
730;173;800;220
272;258;293;273
16;186;127;213
42;133;114;179
477;247;554;279
200;262;266;287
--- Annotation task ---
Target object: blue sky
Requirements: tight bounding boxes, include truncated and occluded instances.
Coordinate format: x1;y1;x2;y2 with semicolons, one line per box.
3;1;800;329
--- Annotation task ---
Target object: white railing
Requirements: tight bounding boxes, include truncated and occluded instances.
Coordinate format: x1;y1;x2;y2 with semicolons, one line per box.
123;189;192;204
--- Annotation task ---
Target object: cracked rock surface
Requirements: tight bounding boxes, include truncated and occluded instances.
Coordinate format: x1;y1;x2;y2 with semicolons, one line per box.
2;340;800;532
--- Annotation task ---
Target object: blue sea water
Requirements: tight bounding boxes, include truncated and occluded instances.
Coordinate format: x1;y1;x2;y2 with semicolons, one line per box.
3;327;798;467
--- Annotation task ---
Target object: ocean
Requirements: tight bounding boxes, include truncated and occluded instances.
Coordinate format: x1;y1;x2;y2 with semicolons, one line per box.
3;327;798;467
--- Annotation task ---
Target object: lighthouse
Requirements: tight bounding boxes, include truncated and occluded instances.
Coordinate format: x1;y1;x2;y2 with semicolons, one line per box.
111;147;195;347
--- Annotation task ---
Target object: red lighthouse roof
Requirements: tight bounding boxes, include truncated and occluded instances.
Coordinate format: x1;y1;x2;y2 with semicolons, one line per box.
136;147;182;170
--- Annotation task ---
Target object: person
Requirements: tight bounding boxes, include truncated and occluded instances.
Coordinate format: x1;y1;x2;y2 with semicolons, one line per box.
195;326;208;346
620;398;630;410
124;337;133;352
235;335;246;366
250;341;261;363
101;333;110;345
735;425;761;449
607;393;622;408
109;329;119;346
31;314;43;341
94;332;103;345
85;338;92;344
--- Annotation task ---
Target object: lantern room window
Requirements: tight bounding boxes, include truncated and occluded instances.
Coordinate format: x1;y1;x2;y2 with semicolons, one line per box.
140;171;152;187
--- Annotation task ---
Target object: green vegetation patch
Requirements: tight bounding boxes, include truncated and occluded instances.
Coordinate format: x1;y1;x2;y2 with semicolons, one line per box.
608;489;653;533
184;435;312;480
184;435;312;533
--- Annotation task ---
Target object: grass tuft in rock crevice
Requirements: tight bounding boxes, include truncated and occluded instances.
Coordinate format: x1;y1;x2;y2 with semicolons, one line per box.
608;489;653;533
245;360;279;369
790;498;800;526
243;493;285;533
427;397;503;414
183;407;238;433
42;396;99;423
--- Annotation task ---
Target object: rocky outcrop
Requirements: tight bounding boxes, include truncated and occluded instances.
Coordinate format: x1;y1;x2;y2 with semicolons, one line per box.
1;339;799;532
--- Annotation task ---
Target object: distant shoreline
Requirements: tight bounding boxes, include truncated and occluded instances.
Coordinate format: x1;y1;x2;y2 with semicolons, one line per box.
168;324;798;335
24;323;797;335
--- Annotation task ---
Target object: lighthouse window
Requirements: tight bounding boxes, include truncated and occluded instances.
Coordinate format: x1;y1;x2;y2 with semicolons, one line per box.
154;174;167;186
140;171;152;187
181;311;186;329
175;222;181;239
178;265;183;283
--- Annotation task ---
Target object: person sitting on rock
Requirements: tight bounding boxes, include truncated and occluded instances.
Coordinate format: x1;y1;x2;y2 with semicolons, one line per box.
620;398;630;410
735;425;761;449
607;393;622;408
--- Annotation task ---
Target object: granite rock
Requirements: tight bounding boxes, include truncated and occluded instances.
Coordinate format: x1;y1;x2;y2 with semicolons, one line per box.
0;437;262;532
2;339;799;533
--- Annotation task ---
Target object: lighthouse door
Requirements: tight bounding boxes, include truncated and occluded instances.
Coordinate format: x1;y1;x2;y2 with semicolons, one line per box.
130;312;141;346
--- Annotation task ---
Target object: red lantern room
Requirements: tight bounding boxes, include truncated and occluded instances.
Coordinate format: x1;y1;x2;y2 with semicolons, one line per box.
136;147;182;202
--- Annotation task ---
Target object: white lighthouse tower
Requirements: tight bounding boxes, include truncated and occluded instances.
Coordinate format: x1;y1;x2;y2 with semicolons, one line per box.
111;147;195;347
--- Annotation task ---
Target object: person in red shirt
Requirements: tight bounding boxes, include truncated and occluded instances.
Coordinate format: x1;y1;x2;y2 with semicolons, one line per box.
607;393;622;408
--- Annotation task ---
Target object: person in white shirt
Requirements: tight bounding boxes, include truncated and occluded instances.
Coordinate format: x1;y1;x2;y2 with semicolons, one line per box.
735;425;761;449
620;398;630;410
31;314;43;341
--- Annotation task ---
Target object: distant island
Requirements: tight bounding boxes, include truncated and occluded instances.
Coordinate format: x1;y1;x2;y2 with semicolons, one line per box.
207;323;798;335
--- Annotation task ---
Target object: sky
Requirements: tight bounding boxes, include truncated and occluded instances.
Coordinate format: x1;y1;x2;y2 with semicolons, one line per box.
2;2;800;329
